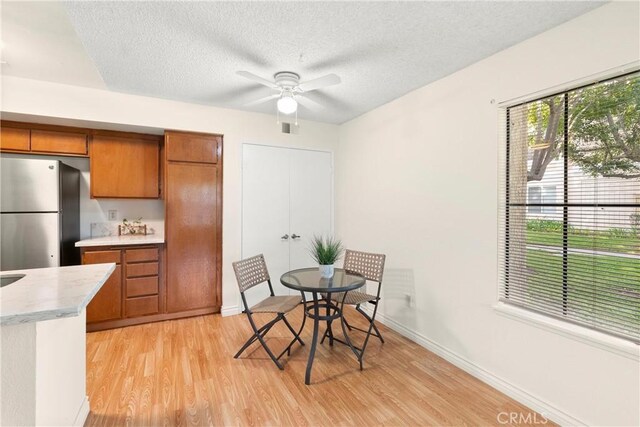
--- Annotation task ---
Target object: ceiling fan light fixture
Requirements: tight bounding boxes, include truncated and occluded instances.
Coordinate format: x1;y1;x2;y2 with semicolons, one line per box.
238;70;341;119
277;94;297;114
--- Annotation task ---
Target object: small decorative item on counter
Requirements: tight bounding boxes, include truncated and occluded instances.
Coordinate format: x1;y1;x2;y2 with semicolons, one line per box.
119;217;148;235
309;235;343;278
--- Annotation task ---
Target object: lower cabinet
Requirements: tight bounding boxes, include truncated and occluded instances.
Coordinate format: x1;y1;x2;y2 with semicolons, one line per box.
83;250;122;323
82;244;162;331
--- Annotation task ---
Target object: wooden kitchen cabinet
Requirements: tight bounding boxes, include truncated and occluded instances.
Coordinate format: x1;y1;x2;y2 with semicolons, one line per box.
123;247;159;314
1;121;161;200
31;130;88;155
82;244;163;331
165;131;218;164
0;126;30;151
90;134;160;198
164;131;222;315
1;121;88;157
83;250;123;323
166;162;218;312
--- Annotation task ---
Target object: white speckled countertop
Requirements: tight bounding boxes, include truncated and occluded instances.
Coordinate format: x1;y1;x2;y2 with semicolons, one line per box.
0;263;116;325
75;234;164;247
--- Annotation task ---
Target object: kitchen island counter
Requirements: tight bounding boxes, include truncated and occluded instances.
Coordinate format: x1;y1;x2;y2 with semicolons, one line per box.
0;263;115;325
1;263;115;426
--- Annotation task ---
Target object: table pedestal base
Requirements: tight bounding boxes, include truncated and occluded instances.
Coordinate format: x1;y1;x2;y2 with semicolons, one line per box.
302;291;362;385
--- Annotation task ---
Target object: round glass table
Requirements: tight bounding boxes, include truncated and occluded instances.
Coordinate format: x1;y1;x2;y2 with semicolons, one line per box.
280;268;366;385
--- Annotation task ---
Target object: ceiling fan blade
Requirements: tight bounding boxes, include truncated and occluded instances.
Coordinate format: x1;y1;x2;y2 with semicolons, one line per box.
296;95;324;111
243;93;279;107
298;74;341;92
236;71;278;89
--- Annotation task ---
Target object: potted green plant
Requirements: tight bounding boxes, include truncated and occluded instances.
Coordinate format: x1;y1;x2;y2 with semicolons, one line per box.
309;235;343;278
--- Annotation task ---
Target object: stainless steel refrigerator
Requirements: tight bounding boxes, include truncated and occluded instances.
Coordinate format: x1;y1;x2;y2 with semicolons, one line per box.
1;157;80;270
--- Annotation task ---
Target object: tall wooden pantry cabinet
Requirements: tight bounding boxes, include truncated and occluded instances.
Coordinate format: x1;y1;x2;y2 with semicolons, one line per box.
164;131;223;315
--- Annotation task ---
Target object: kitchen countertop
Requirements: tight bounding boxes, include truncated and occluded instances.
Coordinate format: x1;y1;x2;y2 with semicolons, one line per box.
0;263;116;325
75;234;165;247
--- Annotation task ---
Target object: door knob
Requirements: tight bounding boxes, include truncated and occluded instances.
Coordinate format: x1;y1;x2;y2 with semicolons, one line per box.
281;234;289;240
291;234;301;239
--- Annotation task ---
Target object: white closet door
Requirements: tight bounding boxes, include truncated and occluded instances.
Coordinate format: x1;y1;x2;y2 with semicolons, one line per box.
242;145;291;304
242;145;333;304
289;149;333;271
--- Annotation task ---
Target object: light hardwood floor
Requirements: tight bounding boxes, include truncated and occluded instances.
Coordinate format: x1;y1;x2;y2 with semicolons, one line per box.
86;306;551;426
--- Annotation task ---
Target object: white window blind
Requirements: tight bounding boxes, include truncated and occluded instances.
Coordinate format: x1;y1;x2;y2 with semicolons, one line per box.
500;71;640;343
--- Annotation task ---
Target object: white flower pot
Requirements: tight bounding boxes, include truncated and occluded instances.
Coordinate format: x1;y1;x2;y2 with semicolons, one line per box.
319;264;334;278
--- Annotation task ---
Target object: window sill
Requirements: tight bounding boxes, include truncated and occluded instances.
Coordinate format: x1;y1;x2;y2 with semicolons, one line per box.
493;302;639;361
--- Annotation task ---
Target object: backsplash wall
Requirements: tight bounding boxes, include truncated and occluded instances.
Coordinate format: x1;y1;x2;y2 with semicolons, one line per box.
1;153;165;239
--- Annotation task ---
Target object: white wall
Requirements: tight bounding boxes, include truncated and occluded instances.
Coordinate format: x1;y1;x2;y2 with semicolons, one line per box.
336;3;639;426
0;78;339;312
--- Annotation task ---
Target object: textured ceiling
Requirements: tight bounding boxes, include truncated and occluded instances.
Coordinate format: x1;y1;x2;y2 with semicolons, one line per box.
4;2;605;124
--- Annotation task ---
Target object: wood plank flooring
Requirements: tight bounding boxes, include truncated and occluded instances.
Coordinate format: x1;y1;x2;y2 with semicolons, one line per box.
86;306;552;426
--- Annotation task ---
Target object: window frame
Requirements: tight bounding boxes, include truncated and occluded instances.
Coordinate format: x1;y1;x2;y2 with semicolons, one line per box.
502;70;640;344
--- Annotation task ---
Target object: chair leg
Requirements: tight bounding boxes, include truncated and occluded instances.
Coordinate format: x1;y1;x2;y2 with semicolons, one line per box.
343;316;353;331
234;317;278;358
356;302;382;370
275;312;307;360
236;312;284;370
356;304;384;343
282;315;305;346
256;331;285;370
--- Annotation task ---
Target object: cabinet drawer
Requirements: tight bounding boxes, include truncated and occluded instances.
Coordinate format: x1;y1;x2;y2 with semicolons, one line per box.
166;132;218;164
126;295;159;317
83;250;121;265
125;247;159;263
126;262;159;278
126;276;158;297
31;130;88;155
1;127;30;151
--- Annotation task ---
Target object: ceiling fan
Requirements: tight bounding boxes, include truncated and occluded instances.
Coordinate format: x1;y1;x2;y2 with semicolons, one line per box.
237;71;341;122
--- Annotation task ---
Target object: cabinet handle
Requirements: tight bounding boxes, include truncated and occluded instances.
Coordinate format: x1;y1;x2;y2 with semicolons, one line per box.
281;234;289;240
291;234;301;239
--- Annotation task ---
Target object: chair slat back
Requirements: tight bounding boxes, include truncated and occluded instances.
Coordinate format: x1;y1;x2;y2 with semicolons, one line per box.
233;254;270;292
343;249;386;282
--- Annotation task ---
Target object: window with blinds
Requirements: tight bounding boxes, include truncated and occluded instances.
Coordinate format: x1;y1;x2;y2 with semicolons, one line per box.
500;71;640;343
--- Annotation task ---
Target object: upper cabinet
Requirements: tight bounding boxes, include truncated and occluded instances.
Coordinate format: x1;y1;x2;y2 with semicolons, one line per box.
90;134;160;199
1;121;162;199
1;122;87;156
0;126;30;151
165;131;218;164
31;130;87;155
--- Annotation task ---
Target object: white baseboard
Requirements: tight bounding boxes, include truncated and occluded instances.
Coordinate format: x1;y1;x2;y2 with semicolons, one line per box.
221;305;241;317
367;308;585;426
73;395;90;426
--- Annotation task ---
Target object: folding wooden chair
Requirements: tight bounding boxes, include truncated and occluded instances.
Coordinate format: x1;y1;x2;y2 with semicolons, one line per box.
322;249;386;369
232;254;305;369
